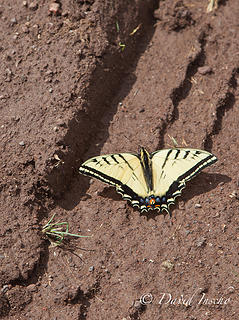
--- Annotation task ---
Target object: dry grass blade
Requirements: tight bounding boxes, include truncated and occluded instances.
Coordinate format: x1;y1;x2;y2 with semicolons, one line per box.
207;0;218;13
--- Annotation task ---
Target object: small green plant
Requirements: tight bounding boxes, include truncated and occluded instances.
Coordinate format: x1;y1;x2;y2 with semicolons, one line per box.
118;42;126;51
116;21;126;51
42;213;91;247
116;21;120;33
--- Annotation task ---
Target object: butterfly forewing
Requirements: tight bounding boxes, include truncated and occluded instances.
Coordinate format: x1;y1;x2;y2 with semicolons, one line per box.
152;148;217;200
79;153;149;199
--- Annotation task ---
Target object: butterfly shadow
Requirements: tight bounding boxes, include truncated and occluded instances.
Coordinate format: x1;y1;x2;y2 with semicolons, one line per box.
179;172;231;203
98;172;231;220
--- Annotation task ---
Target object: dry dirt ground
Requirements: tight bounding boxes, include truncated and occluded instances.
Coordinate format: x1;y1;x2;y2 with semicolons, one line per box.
0;0;239;319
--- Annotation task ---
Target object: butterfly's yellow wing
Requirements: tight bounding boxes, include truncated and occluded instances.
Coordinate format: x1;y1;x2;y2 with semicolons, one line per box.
80;153;149;204
151;148;217;212
79;148;217;215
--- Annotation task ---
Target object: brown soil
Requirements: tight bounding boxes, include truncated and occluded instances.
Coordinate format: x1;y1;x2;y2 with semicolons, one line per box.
0;0;238;319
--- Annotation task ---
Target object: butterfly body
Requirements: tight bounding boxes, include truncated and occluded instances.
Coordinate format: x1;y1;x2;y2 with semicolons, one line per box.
79;147;217;215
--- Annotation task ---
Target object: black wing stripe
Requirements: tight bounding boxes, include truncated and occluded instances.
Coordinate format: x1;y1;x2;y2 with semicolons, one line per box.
183;150;190;159
117;153;141;183
117;154;134;171
174;149;181;159
162;149;173;169
111;154;120;164
80;165;140;200
177;154;217;182
80;165;121;186
102;156;111;165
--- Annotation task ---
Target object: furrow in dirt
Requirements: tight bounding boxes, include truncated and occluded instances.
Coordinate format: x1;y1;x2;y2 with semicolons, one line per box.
45;1;158;200
158;29;207;148
203;67;239;150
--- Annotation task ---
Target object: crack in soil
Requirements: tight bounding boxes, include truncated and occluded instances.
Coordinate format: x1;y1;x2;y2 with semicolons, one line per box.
45;4;158;200
204;67;239;150
157;28;208;149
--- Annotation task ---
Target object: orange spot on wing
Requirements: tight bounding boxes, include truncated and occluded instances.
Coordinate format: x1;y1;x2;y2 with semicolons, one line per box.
149;198;155;205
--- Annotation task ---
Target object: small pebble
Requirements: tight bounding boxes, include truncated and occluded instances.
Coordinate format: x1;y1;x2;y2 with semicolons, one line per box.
29;1;38;10
198;66;212;75
19;141;25;146
22;25;29;33
161;260;174;271
196;237;206;247
27;284;38;292
49;2;61;15
227;286;235;293
195;203;202;208
56;119;65;127
10;17;17;26
62;11;69;17
89;266;94;272
45;70;53;76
